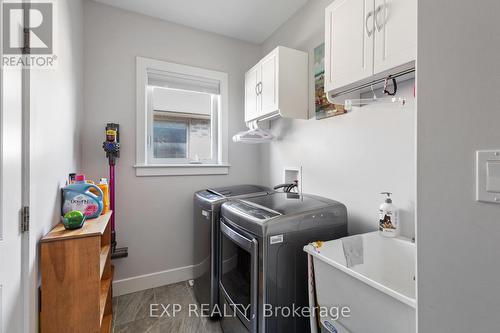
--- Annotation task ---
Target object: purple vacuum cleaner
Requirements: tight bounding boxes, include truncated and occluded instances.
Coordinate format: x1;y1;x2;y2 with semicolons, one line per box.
103;123;128;259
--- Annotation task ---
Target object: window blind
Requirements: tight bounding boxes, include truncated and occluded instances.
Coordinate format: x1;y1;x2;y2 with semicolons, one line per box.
152;87;212;115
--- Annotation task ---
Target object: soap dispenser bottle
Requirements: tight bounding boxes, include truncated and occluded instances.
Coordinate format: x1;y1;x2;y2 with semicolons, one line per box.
379;192;399;237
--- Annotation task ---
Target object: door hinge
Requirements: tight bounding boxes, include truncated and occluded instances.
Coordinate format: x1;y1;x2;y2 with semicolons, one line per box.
22;27;30;55
21;206;30;232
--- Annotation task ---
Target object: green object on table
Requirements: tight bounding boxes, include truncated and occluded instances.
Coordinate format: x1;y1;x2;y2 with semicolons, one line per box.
62;210;86;230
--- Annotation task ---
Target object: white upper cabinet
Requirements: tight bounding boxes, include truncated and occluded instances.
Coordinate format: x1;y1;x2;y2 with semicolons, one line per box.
325;0;374;92
260;52;278;114
325;0;416;96
373;0;417;74
244;66;260;122
244;46;308;123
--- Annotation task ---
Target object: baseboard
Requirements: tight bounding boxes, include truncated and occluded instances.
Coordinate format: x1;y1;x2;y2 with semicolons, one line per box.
113;264;199;296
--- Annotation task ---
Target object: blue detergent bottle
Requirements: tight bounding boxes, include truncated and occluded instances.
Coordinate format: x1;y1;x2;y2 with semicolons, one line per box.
62;174;104;219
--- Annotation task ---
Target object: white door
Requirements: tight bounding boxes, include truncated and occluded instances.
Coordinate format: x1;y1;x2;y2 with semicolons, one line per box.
0;4;28;332
373;0;417;74
260;52;278;115
325;0;375;91
244;66;260;122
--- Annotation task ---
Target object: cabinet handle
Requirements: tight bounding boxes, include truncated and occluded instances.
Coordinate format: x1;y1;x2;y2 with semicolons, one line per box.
375;5;385;32
255;82;262;95
365;10;374;37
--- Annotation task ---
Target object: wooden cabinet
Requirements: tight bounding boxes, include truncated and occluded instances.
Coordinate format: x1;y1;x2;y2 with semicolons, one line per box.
325;0;416;95
244;46;308;123
40;212;114;333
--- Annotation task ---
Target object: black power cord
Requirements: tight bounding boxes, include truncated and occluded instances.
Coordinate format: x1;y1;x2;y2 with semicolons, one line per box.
273;180;299;193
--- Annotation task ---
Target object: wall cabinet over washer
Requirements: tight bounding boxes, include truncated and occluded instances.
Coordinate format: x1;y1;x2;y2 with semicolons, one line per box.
324;0;416;98
244;46;308;123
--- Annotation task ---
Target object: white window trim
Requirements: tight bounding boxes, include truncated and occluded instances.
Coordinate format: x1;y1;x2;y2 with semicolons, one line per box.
135;56;229;176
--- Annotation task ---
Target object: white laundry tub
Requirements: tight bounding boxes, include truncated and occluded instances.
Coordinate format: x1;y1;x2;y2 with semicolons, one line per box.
304;231;416;333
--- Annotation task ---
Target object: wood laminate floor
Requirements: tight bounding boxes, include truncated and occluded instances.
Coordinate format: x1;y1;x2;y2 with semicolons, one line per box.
113;281;223;333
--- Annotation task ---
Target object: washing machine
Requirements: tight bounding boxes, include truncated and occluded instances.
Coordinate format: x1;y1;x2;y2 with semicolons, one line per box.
219;192;348;333
193;185;272;316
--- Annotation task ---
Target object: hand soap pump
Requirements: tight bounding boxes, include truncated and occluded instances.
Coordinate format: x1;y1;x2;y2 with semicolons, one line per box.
379;192;399;237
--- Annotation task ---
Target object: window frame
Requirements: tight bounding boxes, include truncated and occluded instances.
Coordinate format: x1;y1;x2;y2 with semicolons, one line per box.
136;57;229;176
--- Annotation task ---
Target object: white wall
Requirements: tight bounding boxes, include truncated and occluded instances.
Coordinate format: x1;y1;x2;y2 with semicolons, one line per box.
260;0;416;238
82;1;262;292
417;1;500;331
29;0;84;331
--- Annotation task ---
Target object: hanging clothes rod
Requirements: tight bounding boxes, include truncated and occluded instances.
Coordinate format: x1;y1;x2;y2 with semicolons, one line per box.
343;70;413;111
331;67;415;98
344;96;407;111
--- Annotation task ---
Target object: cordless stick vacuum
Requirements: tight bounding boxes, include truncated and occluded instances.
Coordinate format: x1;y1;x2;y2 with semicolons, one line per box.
103;123;128;259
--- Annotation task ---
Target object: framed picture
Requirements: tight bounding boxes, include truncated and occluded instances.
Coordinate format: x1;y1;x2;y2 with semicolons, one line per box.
314;43;346;120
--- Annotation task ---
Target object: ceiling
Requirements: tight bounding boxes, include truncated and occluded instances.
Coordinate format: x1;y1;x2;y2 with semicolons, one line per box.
92;0;309;44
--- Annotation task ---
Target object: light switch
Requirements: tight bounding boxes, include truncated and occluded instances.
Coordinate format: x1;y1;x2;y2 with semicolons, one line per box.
486;161;500;193
477;150;500;203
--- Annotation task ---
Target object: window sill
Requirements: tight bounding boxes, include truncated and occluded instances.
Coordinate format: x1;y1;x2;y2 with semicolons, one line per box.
134;164;230;176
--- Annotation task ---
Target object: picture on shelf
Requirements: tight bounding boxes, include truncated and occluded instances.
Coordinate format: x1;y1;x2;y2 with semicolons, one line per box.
314;43;346;120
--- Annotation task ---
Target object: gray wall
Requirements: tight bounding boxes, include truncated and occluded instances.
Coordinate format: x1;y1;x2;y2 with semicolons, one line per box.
417;1;500;331
29;0;84;330
260;0;416;238
82;1;262;282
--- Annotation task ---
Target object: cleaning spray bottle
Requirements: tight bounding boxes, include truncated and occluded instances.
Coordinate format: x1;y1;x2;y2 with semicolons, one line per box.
379;192;399;237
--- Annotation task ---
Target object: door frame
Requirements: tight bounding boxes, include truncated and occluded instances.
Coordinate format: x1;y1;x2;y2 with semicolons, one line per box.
21;48;32;333
21;2;35;331
0;0;32;331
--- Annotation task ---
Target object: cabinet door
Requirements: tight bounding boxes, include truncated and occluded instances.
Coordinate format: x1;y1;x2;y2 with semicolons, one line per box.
325;0;375;91
244;66;260;122
260;52;278;115
373;0;416;74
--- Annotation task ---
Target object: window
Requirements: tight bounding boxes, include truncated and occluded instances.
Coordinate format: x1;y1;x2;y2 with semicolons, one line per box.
153;114;189;159
136;57;229;176
149;87;217;163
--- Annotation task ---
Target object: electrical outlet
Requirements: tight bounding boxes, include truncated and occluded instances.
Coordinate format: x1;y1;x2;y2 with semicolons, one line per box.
283;166;302;193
